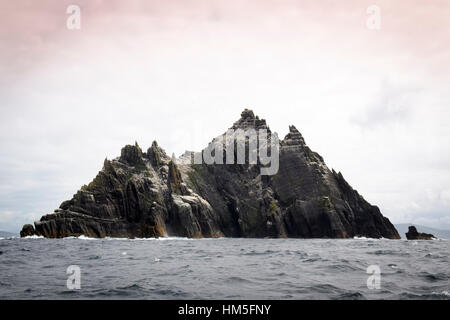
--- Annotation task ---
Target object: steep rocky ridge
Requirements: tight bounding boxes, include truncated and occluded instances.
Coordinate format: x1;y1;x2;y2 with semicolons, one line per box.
20;109;400;239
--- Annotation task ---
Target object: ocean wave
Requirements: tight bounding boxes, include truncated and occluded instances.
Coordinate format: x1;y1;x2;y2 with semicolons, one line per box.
440;291;450;297
420;272;448;282
335;292;366;300
62;235;196;241
22;235;44;239
136;236;194;241
1;237;448;300
425;253;446;259
243;249;278;256
399;291;450;300
0;236;19;240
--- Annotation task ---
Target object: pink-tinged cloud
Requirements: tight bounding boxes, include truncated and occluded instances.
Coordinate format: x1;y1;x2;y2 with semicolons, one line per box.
0;1;450;231
1;0;449;82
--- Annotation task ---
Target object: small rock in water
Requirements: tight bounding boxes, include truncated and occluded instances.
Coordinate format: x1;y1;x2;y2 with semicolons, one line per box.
20;224;35;237
405;226;435;240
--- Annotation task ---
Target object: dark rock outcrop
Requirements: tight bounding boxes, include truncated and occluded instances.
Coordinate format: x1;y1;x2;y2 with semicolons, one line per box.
20;224;35;237
405;226;435;240
20;109;400;239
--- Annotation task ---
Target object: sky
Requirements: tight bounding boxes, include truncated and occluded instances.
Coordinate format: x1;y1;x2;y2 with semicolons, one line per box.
0;0;449;232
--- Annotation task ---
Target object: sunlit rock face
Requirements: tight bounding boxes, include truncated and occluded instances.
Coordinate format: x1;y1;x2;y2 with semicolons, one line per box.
20;109;400;239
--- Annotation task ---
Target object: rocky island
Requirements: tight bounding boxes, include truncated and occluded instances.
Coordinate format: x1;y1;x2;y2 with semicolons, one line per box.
405;226;435;240
20;109;400;239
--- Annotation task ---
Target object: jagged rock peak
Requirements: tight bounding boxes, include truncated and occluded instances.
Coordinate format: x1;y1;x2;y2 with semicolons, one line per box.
241;108;255;120
231;108;268;130
103;158;116;175
147;140;170;167
282;125;306;146
120;142;144;166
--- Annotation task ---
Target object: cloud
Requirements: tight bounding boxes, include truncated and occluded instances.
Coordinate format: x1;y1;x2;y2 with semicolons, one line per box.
0;210;16;223
0;0;449;232
0;210;41;233
350;79;419;129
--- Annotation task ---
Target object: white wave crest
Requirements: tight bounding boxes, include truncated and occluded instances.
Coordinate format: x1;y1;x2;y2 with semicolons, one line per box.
61;235;196;241
22;235;44;239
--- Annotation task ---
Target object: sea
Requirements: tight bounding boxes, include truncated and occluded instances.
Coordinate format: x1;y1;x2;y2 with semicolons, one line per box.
0;236;449;300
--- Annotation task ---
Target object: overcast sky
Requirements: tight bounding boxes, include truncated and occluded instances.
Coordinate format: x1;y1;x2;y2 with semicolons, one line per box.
1;0;449;232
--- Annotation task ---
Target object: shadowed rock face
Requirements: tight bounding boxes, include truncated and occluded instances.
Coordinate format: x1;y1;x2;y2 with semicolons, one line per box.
20;109;400;239
405;226;435;240
20;224;35;237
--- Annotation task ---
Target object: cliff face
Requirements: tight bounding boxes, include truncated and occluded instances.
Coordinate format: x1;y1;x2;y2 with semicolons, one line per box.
21;109;400;239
